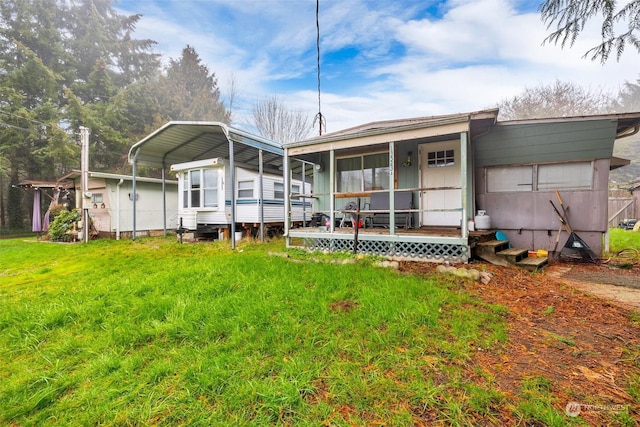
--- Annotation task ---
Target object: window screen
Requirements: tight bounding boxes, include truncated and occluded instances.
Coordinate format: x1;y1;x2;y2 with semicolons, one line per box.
538;162;592;190
486;165;533;192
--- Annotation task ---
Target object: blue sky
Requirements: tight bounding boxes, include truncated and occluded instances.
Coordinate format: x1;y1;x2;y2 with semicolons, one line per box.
116;0;640;134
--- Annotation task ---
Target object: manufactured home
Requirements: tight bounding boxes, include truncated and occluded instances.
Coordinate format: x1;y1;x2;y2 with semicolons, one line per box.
59;171;178;239
128;122;313;245
170;157;311;239
282;109;640;263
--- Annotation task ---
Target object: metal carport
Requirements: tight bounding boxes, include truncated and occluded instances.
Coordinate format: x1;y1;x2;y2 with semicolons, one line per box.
127;121;303;248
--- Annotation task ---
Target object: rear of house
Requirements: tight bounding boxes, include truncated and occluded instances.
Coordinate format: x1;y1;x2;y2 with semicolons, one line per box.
282;110;640;263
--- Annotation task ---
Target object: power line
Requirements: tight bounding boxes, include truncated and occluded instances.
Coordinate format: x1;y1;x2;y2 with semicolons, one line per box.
313;0;326;136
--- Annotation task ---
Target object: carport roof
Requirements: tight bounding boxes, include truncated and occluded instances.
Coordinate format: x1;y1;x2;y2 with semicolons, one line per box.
127;121;284;171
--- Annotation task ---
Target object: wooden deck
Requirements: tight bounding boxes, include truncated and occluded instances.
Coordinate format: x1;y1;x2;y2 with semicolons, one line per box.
291;225;499;240
293;225;467;237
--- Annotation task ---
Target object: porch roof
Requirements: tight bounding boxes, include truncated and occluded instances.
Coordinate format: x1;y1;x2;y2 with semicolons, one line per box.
284;109;499;155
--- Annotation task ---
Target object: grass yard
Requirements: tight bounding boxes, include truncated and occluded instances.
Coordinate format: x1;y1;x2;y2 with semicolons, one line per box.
2;231;639;426
0;237;509;426
609;227;640;256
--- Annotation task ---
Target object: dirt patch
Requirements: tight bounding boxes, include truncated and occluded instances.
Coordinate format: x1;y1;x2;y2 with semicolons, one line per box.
329;300;360;313
400;260;640;424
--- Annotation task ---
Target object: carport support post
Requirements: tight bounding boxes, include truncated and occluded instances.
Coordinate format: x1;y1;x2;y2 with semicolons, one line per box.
259;149;265;242
283;150;290;239
302;161;307;225
161;162;167;236
229;136;236;250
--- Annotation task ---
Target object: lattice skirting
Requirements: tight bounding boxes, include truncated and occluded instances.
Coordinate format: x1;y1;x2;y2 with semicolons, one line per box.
304;237;469;262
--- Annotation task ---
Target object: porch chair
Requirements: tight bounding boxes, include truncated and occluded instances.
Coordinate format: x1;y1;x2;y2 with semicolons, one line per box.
339;201;358;228
365;191;414;229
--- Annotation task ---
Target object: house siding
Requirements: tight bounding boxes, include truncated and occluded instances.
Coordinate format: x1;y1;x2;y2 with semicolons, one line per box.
474;120;618;168
475;156;610;255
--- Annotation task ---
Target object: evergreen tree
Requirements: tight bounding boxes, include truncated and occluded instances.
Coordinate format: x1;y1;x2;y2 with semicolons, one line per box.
158;45;230;123
0;0;161;228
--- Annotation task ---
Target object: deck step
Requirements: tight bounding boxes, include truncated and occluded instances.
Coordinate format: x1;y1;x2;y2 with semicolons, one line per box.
497;248;529;264
475;239;509;258
474;240;511;265
476;239;509;252
516;256;549;271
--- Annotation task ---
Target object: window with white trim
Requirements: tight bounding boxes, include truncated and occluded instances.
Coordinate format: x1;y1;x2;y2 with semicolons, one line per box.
203;169;219;207
190;170;201;207
181;168;221;208
427;149;455;168
238;180;254;198
336;152;389;192
274;182;284;199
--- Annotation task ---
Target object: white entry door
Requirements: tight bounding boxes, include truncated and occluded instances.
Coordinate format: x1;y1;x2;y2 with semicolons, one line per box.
419;140;462;227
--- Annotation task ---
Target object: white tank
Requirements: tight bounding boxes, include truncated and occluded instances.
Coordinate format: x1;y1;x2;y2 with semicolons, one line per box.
474;210;491;230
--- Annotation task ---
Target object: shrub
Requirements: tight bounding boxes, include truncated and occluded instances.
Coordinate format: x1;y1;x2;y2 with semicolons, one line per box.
48;203;65;220
48;209;81;241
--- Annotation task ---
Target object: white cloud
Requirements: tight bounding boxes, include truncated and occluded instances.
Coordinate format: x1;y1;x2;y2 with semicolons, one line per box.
118;0;640;133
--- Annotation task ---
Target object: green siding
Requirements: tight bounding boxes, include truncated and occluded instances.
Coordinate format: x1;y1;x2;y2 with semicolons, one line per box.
474;120;618;168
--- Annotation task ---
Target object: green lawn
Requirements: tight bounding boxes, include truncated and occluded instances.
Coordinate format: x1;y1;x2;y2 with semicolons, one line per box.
0;236;568;425
608;227;640;255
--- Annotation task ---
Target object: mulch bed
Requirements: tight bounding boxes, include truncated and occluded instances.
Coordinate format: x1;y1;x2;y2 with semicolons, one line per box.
399;260;640;424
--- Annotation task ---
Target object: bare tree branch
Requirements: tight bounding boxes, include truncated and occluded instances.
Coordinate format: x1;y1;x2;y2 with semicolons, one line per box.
496;80;617;120
252;95;313;143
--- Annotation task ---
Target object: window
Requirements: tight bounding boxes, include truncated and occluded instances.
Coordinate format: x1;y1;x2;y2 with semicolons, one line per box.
190;170;201;207
181;168;221;209
275;183;300;199
238;180;253;198
203;169;219;207
337;152;389;192
427;149;455;168
487;165;533;192
274;182;284;199
538;162;592;190
486;162;593;193
182;175;189;208
91;193;103;203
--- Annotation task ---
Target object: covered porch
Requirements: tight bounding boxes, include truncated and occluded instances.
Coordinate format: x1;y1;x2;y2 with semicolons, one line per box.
282;110;499;263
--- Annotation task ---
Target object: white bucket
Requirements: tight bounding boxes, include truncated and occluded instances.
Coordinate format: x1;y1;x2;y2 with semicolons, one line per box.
474;211;491;230
235;231;243;241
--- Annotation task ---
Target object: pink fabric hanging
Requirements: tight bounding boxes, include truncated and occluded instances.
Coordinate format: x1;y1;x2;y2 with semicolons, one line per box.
32;189;42;232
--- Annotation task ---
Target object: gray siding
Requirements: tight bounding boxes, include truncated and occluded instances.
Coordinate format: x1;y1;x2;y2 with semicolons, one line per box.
475;158;611;255
475;120;618;168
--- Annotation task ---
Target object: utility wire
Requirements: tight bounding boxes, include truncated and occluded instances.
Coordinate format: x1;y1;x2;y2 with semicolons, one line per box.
313;0;326;136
